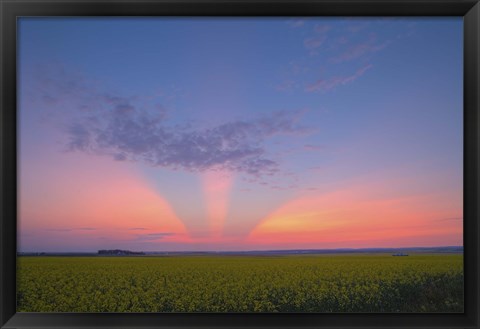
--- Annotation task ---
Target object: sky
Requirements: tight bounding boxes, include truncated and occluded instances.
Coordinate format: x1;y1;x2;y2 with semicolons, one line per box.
18;17;463;252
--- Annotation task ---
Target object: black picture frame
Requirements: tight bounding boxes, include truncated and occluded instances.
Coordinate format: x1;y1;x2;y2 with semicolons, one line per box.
1;0;479;328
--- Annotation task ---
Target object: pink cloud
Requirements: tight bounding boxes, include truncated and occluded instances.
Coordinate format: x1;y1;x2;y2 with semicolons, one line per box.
288;19;306;28
332;38;389;63
346;21;370;33
304;35;327;50
314;24;331;34
276;80;296;92
303;24;331;52
305;64;373;93
303;144;324;151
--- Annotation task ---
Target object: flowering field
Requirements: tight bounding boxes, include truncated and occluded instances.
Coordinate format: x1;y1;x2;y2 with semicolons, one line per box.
17;254;463;313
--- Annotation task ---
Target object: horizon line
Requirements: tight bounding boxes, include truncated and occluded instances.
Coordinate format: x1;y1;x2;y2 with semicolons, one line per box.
18;245;464;254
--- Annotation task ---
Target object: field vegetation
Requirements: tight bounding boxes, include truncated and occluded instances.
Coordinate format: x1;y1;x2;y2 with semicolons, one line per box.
17;254;463;312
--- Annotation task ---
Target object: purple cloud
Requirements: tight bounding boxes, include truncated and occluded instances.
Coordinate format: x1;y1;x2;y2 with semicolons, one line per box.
304;144;324;151
305;64;373;93
135;232;175;242
79;106;309;177
31;66;311;179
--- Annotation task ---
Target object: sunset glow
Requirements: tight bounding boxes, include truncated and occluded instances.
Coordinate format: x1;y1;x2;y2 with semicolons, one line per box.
18;17;463;252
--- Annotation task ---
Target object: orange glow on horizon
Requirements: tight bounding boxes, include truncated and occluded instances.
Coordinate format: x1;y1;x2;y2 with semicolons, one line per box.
19;146;462;251
247;177;462;248
20;152;191;246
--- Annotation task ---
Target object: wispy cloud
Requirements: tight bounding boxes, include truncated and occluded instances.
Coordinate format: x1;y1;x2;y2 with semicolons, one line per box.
135;232;175;242
314;24;331;34
345;20;370;33
331;37;389;63
305;64;373;93
276;80;297;92
46;227;96;232
304;24;331;53
287;18;307;28
434;217;463;222
304;36;327;50
304;144;324;151
281;20;394;95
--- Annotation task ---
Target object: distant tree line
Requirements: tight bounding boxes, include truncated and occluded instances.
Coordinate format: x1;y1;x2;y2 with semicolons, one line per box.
98;249;145;255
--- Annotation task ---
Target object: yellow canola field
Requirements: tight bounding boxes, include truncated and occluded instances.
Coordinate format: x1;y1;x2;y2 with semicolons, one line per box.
17;254;463;313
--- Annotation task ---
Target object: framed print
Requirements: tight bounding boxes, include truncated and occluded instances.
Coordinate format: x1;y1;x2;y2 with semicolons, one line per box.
1;0;479;328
